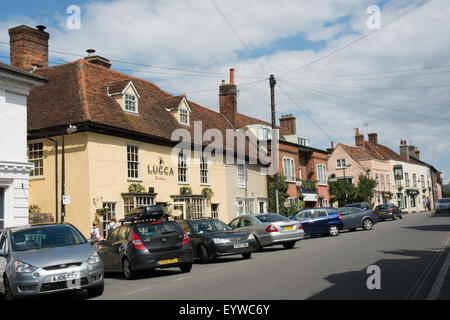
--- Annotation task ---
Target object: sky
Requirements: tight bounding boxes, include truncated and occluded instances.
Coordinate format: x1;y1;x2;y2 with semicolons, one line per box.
1;0;449;183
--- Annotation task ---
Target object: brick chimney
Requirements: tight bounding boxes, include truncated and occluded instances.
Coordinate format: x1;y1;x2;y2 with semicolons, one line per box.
83;49;112;69
219;69;238;126
400;139;409;161
355;128;364;147
368;133;378;145
279;114;296;135
9;25;49;71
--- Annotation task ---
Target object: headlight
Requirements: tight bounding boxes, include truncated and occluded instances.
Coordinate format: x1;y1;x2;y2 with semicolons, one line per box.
88;251;101;265
15;261;37;273
212;238;230;244
247;234;255;240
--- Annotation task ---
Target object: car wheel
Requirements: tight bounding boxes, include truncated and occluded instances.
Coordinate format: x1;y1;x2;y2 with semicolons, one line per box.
180;263;193;273
242;252;252;260
87;284;104;297
199;245;210;264
4;277;14;301
362;219;373;231
392;213;397;220
254;236;263;252
122;258;135;280
328;225;339;237
399;213;403;219
282;242;296;249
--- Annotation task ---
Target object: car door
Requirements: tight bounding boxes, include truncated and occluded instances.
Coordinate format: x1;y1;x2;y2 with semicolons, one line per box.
0;231;7;292
98;227;121;271
339;209;355;229
110;226;131;271
294;210;314;235
239;217;254;233
313;209;330;234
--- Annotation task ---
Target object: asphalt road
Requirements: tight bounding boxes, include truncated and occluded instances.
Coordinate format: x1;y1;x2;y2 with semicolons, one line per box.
40;211;450;300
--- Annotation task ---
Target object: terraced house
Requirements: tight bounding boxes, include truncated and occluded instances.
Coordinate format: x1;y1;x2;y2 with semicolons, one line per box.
9;25;269;237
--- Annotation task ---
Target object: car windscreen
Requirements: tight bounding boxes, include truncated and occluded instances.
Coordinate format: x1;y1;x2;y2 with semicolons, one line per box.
189;220;232;234
437;198;450;203
375;205;390;210
11;225;87;252
133;222;180;241
344;203;361;208
255;214;290;223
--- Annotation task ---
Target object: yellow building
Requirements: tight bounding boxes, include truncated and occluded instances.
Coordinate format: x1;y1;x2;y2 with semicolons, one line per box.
12;26;268;237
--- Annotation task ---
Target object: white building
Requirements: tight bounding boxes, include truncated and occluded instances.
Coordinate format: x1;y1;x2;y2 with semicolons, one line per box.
0;62;45;228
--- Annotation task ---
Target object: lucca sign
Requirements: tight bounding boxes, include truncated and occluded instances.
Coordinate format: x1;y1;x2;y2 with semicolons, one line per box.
148;158;174;177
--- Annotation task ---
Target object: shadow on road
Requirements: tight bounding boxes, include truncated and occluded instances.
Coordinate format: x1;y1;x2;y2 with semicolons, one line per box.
307;248;445;300
404;225;450;232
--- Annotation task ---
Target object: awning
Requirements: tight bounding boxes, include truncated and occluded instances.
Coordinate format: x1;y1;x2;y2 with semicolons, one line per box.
302;193;318;202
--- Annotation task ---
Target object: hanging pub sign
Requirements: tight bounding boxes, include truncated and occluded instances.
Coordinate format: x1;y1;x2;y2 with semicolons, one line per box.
394;165;403;180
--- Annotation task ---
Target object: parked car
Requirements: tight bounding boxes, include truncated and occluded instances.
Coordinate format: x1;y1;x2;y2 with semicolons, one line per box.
98;205;193;280
177;219;257;263
435;198;450;213
290;208;344;236
228;214;304;250
337;207;378;231
0;224;104;300
374;204;403;221
344;202;373;211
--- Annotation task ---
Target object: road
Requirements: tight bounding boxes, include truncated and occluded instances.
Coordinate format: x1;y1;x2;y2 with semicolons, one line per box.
54;212;450;300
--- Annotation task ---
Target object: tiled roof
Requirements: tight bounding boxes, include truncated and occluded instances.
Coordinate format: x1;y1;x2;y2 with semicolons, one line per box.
235;113;290;137
107;80;133;95
27;59;255;156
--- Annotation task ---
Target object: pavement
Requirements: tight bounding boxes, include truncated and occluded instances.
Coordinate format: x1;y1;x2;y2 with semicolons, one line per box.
24;211;450;300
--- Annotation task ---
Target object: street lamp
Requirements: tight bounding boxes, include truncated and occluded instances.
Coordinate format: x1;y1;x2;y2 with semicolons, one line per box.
61;124;78;223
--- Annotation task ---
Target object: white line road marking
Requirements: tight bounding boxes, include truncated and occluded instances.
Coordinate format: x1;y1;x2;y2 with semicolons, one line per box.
123;287;153;296
427;249;450;300
170;275;192;282
207;266;225;273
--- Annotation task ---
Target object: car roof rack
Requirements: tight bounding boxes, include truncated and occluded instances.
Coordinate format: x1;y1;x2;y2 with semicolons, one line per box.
120;205;167;224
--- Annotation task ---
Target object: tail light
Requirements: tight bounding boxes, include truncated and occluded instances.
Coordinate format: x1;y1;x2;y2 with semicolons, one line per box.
338;214;342;220
182;229;190;245
266;224;278;233
131;230;146;250
388;209;393;213
298;222;303;230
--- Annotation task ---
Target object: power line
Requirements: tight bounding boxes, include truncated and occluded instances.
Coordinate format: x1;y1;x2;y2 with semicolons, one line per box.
278;79;449;140
208;0;268;77
281;80;449;122
281;0;433;76
287;81;450;90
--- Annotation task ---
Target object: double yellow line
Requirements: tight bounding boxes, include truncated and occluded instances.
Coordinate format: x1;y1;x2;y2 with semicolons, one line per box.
404;232;450;300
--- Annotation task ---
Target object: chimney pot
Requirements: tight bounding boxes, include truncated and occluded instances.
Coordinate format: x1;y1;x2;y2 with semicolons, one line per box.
9;25;49;71
230;68;235;85
36;25;46;31
279;114;296;135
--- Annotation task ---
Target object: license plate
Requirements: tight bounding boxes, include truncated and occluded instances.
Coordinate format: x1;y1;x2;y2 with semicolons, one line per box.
158;258;178;265
379;211;386;214
50;272;81;283
283;226;295;231
234;242;249;249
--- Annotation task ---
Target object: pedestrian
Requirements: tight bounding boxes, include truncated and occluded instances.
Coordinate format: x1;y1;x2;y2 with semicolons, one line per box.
90;222;102;250
426;199;431;211
106;216;118;238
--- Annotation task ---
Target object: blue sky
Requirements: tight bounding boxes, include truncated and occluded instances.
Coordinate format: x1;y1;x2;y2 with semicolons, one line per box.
1;0;449;182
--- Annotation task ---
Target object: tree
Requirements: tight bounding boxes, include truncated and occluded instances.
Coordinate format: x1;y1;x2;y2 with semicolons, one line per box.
356;174;377;205
329;179;358;207
268;175;290;216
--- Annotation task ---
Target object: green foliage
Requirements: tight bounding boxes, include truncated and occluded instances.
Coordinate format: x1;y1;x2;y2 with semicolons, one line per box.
329;174;377;207
301;180;317;193
128;183;146;193
443;190;450;198
356;174;377;204
29;204;54;225
201;187;214;201
180;186;192;195
268;175;289;216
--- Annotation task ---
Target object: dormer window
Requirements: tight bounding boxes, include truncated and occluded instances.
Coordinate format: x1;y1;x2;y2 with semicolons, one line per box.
180;108;189;125
125;94;137;113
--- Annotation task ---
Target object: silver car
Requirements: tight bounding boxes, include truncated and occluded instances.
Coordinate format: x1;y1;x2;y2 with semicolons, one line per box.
435;198;450;213
0;224;104;300
229;214;304;250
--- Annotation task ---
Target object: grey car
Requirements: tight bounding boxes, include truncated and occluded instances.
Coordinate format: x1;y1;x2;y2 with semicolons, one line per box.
0;224;104;300
337;207;379;231
229;214;304;250
435;198;450;213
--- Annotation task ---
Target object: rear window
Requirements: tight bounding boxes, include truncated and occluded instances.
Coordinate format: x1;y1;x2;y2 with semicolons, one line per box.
11;225;86;252
189;220;232;234
375;205;390;210
437;198;450;203
133;222;181;241
256;214;290;223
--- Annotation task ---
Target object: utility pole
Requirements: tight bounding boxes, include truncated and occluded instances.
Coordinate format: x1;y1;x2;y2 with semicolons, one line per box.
270;74;279;214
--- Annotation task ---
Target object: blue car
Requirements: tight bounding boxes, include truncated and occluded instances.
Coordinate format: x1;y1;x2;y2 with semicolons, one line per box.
290;207;344;236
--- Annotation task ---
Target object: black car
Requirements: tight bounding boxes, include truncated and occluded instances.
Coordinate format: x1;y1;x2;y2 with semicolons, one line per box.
374;204;403;221
344;202;372;210
98;206;193;280
177;219;257;263
337;207;379;231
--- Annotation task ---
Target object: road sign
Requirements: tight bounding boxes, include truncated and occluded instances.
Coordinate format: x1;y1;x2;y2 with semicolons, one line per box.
63;195;71;205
